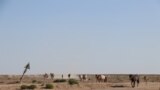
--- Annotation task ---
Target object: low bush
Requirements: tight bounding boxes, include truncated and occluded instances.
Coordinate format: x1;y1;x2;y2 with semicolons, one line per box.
20;84;37;90
28;85;37;89
54;79;66;83
32;80;37;83
45;84;54;89
20;85;28;90
68;79;79;85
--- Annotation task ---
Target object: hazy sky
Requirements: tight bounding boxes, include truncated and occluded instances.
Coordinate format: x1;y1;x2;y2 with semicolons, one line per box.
0;0;160;74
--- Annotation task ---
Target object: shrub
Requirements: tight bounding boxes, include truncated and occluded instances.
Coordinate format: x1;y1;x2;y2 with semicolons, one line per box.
20;85;28;90
32;80;37;83
45;84;54;89
54;79;66;83
28;85;37;89
68;79;79;85
20;84;37;90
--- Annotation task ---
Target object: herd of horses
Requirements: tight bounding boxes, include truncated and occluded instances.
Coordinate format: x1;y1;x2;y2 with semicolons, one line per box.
43;73;140;88
79;74;107;82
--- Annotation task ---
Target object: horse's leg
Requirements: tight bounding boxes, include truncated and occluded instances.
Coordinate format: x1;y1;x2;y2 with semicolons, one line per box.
131;81;133;87
133;81;135;88
137;80;139;87
131;81;135;88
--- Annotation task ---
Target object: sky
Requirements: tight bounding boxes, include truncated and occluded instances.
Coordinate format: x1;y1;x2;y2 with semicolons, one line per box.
0;0;160;74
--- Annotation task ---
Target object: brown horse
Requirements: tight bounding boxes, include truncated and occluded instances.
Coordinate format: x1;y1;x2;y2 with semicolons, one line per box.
50;73;54;80
79;74;88;81
144;76;148;85
68;74;71;79
42;73;49;86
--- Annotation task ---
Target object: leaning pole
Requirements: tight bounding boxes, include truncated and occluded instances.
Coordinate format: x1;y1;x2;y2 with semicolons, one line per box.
20;62;30;83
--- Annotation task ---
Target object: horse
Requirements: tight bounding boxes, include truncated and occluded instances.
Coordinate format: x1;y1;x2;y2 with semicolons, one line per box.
95;74;107;83
50;73;54;80
129;74;140;88
62;74;63;79
144;76;148;85
42;73;49;86
68;74;71;79
79;74;88;81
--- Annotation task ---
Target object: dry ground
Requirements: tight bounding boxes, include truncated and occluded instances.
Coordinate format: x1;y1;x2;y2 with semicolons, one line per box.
0;82;160;90
0;74;160;90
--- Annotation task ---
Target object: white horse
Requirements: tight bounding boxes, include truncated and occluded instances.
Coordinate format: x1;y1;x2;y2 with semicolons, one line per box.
95;74;107;82
79;74;88;81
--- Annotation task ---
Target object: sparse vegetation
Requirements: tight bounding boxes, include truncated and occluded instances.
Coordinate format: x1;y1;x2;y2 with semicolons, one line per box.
111;85;127;88
32;80;37;83
68;79;79;85
45;84;54;89
20;84;37;90
29;85;37;89
20;85;28;90
54;79;66;83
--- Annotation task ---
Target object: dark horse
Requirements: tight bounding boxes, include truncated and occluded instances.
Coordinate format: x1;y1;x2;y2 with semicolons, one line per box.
129;74;140;88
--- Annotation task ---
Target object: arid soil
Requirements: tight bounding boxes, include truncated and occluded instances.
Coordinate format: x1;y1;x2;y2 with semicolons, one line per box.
0;82;160;90
0;74;160;90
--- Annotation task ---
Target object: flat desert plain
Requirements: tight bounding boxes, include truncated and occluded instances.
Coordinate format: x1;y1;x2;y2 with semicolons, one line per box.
0;74;160;90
